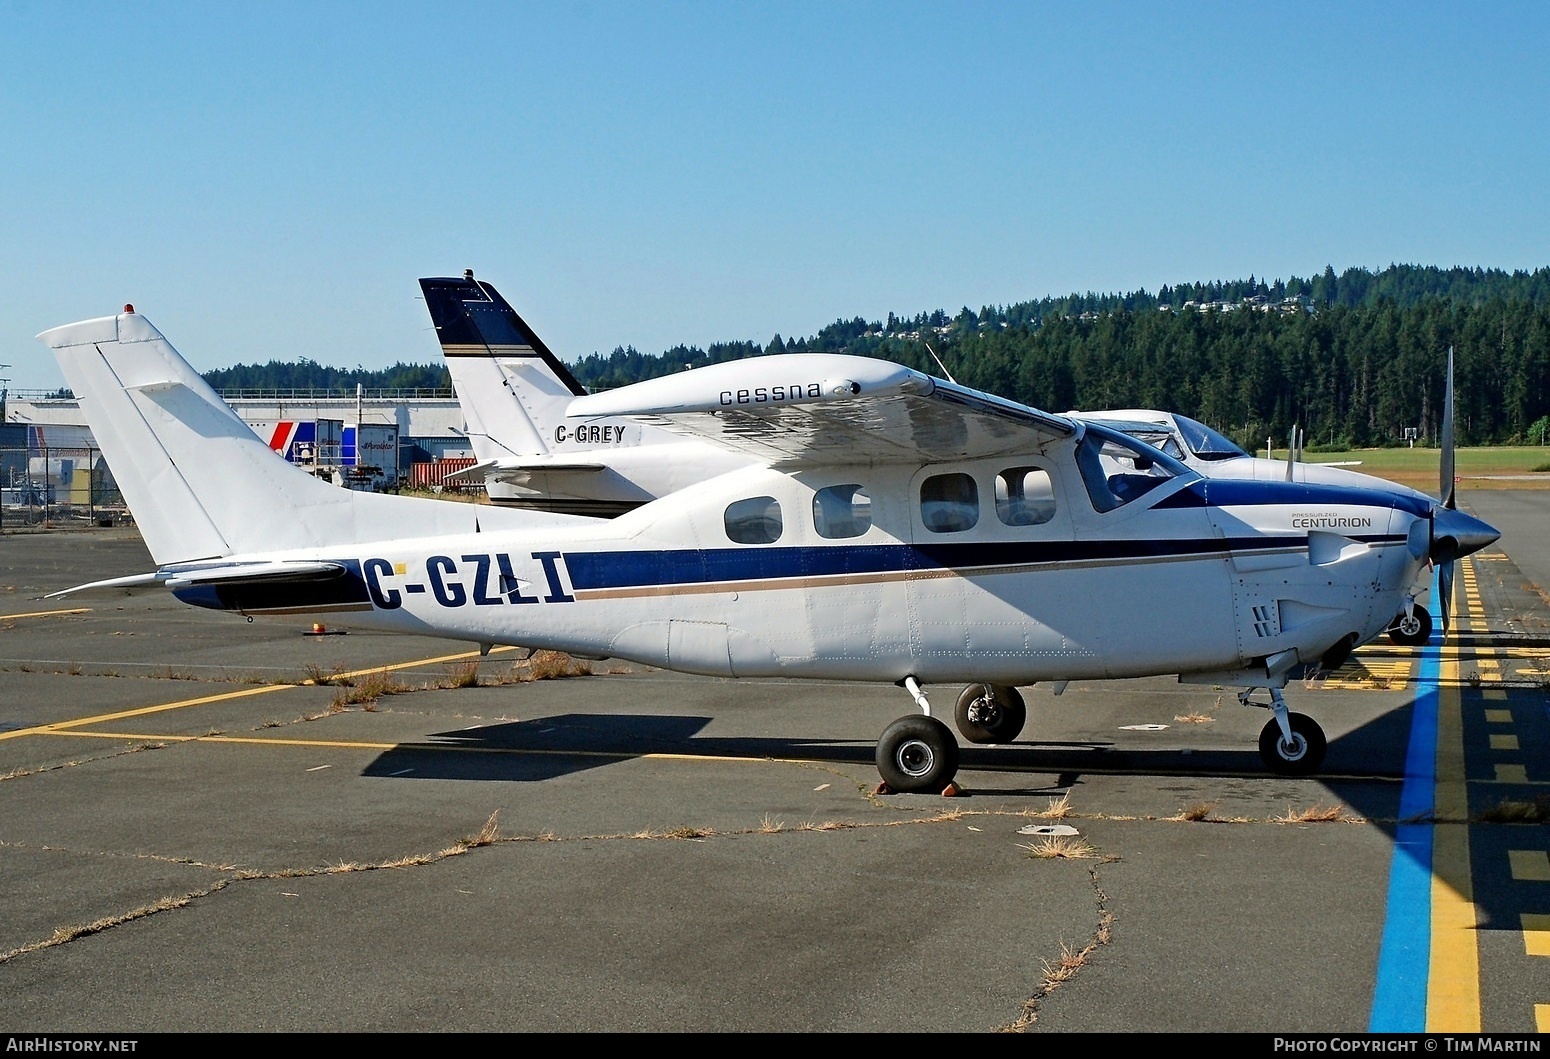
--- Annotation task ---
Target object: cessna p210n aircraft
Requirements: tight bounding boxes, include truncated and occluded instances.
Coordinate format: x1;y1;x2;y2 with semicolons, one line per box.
422;272;1454;647
39;307;1499;793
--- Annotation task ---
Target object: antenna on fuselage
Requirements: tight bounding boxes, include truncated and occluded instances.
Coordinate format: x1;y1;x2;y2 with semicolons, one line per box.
923;342;957;384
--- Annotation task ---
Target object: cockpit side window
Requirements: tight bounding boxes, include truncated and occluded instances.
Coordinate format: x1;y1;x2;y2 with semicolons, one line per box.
725;496;783;544
1075;425;1186;513
920;472;979;533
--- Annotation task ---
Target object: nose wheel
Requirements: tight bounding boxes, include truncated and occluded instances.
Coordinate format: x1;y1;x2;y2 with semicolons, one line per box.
1240;686;1328;775
1387;606;1432;646
1257;712;1326;775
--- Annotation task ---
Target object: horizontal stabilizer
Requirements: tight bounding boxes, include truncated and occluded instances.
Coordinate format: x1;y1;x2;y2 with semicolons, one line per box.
43;571;165;599
444;456;609;484
162;560;349;589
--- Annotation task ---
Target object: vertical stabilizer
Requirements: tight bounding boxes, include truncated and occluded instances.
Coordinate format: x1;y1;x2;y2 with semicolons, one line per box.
420;273;585;459
38;308;546;565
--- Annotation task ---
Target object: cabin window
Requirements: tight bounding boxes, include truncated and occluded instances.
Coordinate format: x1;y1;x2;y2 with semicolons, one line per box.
813;484;872;539
1075;424;1184;513
995;467;1056;526
920;472;979;533
724;496;783;544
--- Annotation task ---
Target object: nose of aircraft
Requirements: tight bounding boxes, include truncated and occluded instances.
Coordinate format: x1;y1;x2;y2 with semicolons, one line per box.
1432;506;1501;562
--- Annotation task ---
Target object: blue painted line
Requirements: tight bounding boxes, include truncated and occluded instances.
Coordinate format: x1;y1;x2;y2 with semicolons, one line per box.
1369;572;1443;1031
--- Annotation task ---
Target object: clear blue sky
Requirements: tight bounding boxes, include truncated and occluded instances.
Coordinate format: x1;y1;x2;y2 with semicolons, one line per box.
3;2;1547;392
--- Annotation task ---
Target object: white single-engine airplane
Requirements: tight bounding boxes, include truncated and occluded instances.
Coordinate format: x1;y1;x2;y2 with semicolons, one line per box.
423;272;1454;646
39;306;1499;793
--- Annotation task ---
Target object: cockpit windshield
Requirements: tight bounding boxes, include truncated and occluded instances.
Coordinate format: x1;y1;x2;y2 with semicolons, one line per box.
1175;416;1248;461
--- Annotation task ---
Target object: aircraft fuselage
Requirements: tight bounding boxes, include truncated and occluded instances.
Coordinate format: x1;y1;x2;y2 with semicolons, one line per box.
169;454;1432;689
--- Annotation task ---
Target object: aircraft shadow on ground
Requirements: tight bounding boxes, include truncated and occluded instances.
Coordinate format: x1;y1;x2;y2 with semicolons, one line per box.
357;705;1417;820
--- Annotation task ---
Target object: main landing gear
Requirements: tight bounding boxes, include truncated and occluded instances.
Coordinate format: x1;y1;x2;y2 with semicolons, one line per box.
876;676;961;794
1239;687;1327;775
953;683;1027;745
876;679;1031;794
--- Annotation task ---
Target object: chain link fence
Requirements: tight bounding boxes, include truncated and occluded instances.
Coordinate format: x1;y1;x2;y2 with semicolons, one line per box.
0;445;127;529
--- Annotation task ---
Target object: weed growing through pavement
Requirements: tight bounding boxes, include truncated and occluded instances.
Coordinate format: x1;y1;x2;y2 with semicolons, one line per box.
1020;835;1099;859
1272;803;1350;824
330;669;409;709
1477;795;1550;824
1032;793;1073;818
1169;801;1219;822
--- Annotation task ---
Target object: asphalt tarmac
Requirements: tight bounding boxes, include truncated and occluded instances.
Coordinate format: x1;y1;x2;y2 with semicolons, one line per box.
1;493;1546;1034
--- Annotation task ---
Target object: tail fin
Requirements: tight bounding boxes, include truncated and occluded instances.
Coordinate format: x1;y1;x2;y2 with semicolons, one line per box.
420;272;584;460
37;308;541;566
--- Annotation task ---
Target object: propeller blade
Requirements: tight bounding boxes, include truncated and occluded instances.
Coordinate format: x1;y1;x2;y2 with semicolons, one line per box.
1439;559;1455;634
1440;346;1456;509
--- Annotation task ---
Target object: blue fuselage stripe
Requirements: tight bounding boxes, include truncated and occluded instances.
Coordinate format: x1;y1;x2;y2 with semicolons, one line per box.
560;534;1403;592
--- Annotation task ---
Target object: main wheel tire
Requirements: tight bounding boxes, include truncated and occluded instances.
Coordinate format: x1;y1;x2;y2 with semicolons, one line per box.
953;683;1027;744
1258;713;1327;776
876;715;960;794
1387;608;1432;647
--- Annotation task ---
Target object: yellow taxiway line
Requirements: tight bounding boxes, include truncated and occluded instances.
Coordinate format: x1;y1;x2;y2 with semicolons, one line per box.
0;645;515;742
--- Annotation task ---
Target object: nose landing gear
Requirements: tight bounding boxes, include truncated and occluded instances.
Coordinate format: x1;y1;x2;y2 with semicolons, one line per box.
1239;686;1327;775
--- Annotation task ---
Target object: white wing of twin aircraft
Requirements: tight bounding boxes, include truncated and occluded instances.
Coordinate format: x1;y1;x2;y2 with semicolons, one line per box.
424;273;1455;646
38;306;1498;793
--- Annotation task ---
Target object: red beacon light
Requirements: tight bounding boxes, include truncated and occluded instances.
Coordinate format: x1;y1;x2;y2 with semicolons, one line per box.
123;304;135;314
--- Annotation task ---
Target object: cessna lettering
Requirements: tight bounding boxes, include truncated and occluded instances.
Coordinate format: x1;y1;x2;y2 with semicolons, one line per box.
720;382;826;406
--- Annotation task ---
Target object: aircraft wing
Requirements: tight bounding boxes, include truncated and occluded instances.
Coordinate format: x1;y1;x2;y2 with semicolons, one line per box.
565;354;1076;465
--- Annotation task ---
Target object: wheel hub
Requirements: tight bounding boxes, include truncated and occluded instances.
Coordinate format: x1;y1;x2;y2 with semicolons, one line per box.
897;740;934;777
967;696;999;726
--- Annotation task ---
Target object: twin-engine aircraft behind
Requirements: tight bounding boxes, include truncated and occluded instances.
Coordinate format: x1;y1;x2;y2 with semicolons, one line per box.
38;305;1498;793
421;272;1454;646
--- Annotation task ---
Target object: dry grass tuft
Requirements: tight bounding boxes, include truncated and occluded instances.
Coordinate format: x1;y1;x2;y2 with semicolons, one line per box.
1272;802;1350;824
441;660;482;689
1477;795;1550;824
516;650;594;681
1040;940;1087;984
331;668;409;708
1020;834;1099;859
663;825;713;840
757;814;784;833
467;810;501;847
1032;793;1073;819
1174;711;1214;724
1170;801;1218;822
